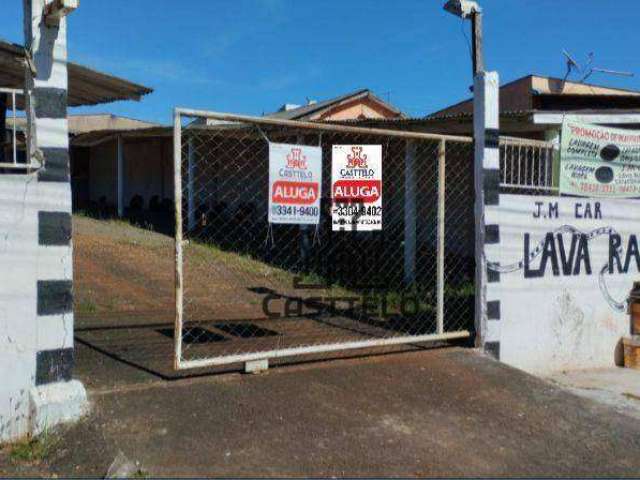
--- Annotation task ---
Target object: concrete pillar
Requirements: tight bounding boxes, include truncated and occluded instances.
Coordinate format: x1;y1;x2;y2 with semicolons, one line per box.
473;71;501;358
403;140;417;286
117;135;124;217
545;127;561;190
0;0;86;443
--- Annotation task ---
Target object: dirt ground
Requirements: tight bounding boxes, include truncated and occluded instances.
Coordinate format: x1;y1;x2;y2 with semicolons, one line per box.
72;215;460;382
3;216;640;476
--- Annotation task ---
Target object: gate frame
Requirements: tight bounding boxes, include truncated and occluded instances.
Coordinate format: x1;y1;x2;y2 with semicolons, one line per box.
172;107;473;371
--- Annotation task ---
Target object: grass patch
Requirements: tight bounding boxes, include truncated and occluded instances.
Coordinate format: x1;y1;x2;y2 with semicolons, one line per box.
187;239;474;313
190;239;356;298
623;392;640;402
76;299;98;314
9;430;59;464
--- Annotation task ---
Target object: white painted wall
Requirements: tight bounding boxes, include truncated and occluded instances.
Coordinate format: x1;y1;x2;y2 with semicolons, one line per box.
0;176;73;441
486;194;633;374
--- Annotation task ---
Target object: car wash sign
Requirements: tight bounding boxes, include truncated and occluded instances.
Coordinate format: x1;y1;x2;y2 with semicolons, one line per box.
331;145;382;231
485;194;635;372
268;143;322;225
560;120;640;198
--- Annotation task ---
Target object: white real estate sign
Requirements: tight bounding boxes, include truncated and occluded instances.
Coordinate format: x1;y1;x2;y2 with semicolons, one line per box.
268;143;322;225
486;194;634;373
331;145;382;231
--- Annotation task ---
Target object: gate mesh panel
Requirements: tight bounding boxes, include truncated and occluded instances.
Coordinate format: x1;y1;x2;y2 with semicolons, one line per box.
176;114;474;369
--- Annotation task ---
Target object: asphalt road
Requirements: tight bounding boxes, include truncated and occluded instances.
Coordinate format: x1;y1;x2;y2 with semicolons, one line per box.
4;347;639;477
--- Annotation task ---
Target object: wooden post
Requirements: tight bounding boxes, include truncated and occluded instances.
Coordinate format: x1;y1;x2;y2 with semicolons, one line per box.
403;140;417;286
471;11;484;76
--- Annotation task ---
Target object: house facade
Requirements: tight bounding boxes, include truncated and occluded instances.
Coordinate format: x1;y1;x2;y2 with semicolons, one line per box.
349;75;640;143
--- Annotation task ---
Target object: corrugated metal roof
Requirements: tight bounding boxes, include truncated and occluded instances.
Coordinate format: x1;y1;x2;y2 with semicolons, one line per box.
426;75;640;120
0;40;153;109
10;114;160;135
265;89;404;120
266;89;370;119
71;126;172;147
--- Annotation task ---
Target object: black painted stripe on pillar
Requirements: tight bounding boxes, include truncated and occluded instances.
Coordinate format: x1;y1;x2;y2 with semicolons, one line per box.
485;128;500;149
483;168;500;206
485;342;500;360
33;88;67;119
36;348;74;385
487;300;501;320
485;224;500;244
488;267;501;283
38;211;71;246
38;148;70;183
37;280;73;316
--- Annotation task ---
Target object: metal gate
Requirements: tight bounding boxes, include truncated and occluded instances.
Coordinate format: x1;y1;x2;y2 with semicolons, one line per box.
173;108;475;371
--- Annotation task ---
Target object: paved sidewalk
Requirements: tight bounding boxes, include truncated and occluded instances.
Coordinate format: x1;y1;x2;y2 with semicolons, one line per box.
548;367;640;420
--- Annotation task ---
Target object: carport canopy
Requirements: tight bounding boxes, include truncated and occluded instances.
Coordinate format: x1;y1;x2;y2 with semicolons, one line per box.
0;39;153;108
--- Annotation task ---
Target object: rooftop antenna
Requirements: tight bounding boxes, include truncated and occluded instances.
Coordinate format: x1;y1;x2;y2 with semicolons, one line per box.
578;49;634;82
561;50;634;84
562;49;581;83
582;66;634;82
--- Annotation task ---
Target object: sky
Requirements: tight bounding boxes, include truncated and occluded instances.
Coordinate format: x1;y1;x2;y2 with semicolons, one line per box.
2;0;639;125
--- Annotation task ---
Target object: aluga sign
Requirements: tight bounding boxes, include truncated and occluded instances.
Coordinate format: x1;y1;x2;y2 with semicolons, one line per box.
331;145;383;231
268;143;322;225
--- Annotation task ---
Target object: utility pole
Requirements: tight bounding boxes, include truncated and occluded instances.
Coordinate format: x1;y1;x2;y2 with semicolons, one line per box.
443;0;501;358
470;9;483;76
443;0;484;76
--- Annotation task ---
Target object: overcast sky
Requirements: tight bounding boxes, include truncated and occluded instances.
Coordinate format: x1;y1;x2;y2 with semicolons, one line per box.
2;0;639;124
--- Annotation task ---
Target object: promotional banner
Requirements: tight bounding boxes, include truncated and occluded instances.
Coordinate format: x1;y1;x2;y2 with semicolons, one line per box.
486;194;634;373
331;145;382;231
268;143;322;225
560;120;640;197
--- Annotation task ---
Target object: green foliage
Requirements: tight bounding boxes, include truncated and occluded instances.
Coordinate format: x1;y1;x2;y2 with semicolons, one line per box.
9;429;59;464
76;299;98;314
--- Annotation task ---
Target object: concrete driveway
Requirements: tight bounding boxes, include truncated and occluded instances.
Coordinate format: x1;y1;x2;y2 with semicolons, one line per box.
3;347;640;477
